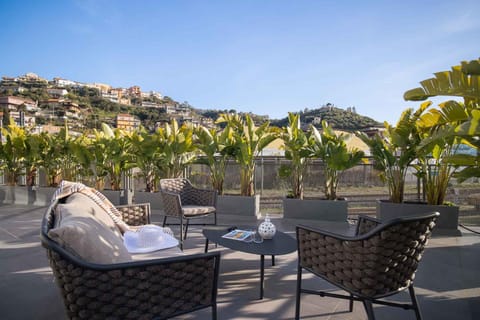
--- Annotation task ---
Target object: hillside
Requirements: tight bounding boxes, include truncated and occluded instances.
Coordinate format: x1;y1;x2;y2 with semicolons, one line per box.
1;74;383;131
270;105;382;130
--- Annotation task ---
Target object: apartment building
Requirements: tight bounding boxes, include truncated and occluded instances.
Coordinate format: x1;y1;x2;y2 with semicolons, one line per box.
9;111;36;127
116;113;140;131
0;96;37;111
128;86;141;97
53;77;78;87
47;88;68;98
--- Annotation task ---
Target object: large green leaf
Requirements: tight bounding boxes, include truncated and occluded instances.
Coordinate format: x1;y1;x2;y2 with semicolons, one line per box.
404;58;480;102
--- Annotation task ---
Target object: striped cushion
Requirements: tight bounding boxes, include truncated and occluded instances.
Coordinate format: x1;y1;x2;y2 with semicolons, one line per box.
182;205;216;217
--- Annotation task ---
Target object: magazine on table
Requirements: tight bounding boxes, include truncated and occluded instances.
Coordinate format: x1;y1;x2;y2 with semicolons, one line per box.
222;229;254;241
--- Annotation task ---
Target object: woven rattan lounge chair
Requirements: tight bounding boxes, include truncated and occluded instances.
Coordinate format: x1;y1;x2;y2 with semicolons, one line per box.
160;178;217;249
41;195;221;320
295;212;439;320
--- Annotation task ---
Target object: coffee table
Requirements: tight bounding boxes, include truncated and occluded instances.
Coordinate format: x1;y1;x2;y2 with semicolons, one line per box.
202;226;297;299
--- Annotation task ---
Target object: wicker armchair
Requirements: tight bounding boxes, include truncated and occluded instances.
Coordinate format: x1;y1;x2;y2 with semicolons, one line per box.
41;199;221;320
295;212;439;320
160;178;217;249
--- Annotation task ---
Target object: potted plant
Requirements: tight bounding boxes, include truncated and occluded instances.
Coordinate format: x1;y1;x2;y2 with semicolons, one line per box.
130;127;161;193
215;113;277;216
286;120;364;221
0;122;33;204
311;121;365;201
279;113;327;219
194;124;236;196
357;106;424;205
132;120;197;208
278;113;313;200
154;119;197;179
91;123;136;204
404;57;480;184
0;122;28;186
129;127;164;208
378;58;480;234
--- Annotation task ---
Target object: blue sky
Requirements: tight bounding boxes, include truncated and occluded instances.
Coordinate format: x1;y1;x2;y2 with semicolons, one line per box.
0;0;479;124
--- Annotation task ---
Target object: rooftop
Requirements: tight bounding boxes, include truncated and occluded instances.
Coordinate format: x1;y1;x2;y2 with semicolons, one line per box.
1;204;479;319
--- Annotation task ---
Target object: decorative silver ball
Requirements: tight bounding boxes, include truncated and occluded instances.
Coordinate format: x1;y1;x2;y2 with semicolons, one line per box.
258;216;276;239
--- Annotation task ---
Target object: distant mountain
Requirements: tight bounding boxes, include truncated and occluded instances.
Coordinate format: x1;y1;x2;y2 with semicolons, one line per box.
270;105;383;130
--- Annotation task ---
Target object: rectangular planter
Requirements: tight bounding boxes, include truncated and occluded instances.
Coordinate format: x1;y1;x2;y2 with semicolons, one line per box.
283;198;348;221
217;195;260;216
376;200;460;235
133;191;163;210
33;187;56;206
100;190;122;206
0;186;36;205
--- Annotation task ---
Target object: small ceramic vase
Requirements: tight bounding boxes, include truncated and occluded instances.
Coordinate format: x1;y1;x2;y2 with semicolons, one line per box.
258;214;276;239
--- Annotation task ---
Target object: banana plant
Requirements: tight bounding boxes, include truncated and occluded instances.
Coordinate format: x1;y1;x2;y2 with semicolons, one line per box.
414;100;475;204
405;58;480;203
24;133;44;186
56;125;82;182
357;105;425;203
447;108;480;181
129;127;162;192
404;58;480;106
311;120;364;200
155;119;197;179
92;124;135;190
195;125;236;195
71;133;95;186
217;113;277;196
278;113;314;199
0;123;28;185
35;132;59;187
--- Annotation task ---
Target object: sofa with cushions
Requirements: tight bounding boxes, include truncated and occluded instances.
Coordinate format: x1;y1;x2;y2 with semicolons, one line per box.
41;184;220;320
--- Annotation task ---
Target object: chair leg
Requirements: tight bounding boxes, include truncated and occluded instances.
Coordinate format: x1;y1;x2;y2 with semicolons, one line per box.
362;300;376;320
409;285;423;320
295;266;302;320
349;293;354;312
212;303;217;320
179;219;184;250
184;219;190;240
162;215;167;227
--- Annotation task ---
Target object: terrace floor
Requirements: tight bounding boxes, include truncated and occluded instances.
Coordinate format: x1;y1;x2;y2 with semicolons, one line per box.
0;204;479;320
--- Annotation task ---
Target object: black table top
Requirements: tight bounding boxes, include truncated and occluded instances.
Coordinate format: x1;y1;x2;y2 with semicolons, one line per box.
202;226;297;256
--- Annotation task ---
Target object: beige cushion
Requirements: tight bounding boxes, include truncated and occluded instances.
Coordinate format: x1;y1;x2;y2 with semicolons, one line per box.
65;193;120;232
182;205;216;217
48;199;131;264
130;247;184;261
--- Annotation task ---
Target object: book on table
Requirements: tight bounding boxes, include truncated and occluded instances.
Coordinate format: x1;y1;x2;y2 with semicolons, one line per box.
222;229;254;241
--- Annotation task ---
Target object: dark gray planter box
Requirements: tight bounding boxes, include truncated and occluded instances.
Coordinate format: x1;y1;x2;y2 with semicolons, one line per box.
133;191;163;210
376;200;460;236
33;187;56;206
283;198;348;221
100;190;122;206
0;186;36;205
217;195;260;216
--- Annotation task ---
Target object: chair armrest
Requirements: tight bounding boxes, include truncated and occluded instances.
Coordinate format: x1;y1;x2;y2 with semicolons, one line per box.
116;203;151;226
355;215;381;236
190;187;217;206
161;191;183;217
